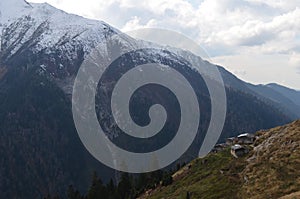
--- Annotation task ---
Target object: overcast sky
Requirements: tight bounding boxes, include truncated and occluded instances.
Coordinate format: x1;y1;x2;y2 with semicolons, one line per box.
29;0;300;90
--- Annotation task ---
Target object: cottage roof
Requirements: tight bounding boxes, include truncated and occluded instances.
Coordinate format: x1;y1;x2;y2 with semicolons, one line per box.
231;144;243;150
227;137;235;140
237;133;255;138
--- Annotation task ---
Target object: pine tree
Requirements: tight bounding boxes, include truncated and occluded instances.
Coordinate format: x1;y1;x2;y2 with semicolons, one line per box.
67;185;82;199
117;173;132;199
106;178;116;199
87;172;107;199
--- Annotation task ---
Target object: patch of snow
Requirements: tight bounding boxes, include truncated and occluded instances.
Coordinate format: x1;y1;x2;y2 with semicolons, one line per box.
40;64;47;71
0;0;32;24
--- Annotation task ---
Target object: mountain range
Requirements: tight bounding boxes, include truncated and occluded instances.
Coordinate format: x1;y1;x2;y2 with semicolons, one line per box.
0;0;299;198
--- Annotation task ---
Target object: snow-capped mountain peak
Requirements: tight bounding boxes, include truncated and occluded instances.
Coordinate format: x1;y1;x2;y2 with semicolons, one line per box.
0;1;121;67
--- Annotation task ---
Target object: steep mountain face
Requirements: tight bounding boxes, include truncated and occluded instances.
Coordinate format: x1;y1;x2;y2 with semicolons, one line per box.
0;0;295;198
140;120;300;199
0;67;115;198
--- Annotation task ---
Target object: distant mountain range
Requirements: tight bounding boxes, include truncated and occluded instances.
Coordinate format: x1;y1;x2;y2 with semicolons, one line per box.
266;83;300;107
0;0;298;198
247;83;300;119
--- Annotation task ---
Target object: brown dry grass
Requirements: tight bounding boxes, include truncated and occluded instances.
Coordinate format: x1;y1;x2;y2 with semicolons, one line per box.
239;120;300;199
279;191;300;199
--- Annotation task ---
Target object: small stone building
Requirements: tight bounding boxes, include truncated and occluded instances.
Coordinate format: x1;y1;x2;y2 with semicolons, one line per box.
236;133;256;144
231;144;249;158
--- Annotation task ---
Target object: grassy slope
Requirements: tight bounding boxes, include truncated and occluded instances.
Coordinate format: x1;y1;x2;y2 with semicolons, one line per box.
141;120;300;199
140;149;246;199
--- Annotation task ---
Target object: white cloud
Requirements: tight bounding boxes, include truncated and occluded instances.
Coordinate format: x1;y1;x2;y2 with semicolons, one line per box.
245;0;300;11
212;53;300;90
289;52;300;68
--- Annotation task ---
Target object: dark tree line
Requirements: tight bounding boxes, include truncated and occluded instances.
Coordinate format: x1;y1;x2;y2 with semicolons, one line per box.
44;167;180;199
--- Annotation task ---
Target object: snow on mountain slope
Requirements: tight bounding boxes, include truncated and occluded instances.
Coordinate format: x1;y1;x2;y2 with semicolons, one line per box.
0;0;32;23
0;0;120;63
